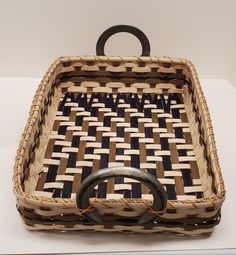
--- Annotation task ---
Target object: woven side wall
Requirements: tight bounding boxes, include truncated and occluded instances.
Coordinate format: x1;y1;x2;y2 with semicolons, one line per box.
24;89;62;194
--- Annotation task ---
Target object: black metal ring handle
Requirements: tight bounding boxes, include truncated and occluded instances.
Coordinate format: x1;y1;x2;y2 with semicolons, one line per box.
96;25;151;56
76;167;167;225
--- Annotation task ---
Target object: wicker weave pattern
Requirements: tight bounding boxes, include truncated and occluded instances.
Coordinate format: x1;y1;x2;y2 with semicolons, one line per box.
35;91;203;202
13;56;225;235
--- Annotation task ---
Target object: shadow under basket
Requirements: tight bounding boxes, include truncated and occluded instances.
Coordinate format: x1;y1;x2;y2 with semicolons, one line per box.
13;26;225;235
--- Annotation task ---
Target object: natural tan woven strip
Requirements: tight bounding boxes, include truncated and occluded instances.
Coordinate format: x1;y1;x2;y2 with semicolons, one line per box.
182;115;200;180
56;109;76;195
71;120;89;193
92;110;104;173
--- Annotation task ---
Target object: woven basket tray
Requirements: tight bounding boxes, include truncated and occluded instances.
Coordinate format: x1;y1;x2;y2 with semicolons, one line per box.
13;25;225;235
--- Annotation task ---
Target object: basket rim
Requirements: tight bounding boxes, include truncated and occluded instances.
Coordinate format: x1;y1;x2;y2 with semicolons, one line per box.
13;55;226;209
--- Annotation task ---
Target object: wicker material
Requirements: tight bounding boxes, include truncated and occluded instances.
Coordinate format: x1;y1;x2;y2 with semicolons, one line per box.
13;56;225;235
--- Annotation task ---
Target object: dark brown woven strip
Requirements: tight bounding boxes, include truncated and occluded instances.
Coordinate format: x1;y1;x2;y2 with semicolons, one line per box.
107;121;116;195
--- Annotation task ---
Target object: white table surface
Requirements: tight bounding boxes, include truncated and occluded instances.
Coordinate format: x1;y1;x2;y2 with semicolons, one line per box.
0;78;235;255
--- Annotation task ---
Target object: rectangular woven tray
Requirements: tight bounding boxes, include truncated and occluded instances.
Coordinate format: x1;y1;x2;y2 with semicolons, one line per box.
12;21;226;237
13;55;225;235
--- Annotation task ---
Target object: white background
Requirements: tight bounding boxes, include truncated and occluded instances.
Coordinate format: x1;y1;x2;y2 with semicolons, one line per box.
0;0;236;87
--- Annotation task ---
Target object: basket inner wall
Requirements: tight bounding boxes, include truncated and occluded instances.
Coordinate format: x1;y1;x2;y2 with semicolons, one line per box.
22;59;215;203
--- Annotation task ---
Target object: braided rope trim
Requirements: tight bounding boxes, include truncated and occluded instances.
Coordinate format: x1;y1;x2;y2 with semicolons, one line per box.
78;207;166;218
13;55;225;210
78;199;166;217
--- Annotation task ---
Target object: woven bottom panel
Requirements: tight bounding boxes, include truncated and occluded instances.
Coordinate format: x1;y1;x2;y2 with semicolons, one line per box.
34;91;204;201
